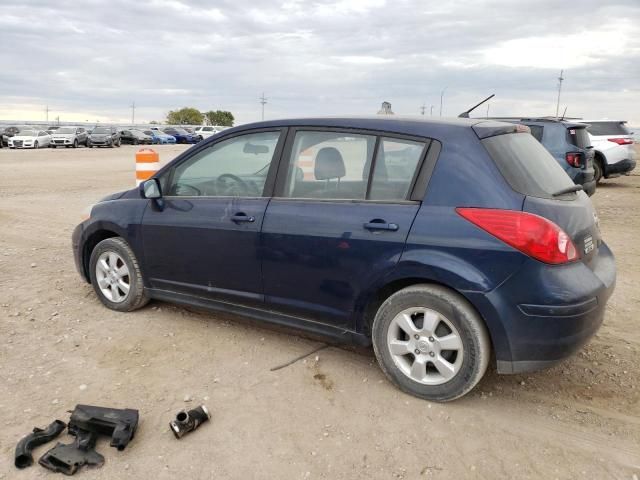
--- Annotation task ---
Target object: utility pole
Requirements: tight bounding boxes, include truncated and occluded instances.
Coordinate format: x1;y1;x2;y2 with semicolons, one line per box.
439;87;447;117
420;102;426;116
130;101;136;125
430;105;434;116
45;105;50;123
259;93;267;121
555;69;564;119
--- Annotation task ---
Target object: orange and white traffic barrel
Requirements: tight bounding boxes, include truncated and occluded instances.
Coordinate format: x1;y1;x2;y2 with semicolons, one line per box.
135;148;160;186
298;148;315;180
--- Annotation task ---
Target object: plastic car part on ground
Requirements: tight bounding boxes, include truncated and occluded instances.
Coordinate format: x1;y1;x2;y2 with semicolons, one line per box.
38;404;139;475
170;405;210;439
14;420;67;469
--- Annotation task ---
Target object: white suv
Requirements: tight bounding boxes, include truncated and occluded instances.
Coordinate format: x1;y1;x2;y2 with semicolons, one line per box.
584;120;636;183
193;126;221;141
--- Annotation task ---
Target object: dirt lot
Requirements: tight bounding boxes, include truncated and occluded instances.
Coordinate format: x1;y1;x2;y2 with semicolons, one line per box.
1;144;639;479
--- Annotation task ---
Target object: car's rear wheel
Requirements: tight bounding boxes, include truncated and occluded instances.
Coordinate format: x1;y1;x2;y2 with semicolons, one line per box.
372;284;490;402
594;158;604;184
89;237;149;312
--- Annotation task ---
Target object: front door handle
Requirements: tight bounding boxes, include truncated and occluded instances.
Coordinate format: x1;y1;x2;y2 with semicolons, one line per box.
364;220;399;231
231;213;255;223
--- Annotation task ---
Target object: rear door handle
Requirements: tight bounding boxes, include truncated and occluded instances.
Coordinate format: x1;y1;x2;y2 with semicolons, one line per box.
364;221;399;231
230;213;255;223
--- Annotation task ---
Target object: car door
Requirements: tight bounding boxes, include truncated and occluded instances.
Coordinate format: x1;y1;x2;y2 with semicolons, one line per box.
261;129;430;330
141;128;286;306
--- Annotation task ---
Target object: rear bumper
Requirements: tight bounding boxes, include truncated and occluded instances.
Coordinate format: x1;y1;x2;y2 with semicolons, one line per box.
605;158;636;177
467;243;616;374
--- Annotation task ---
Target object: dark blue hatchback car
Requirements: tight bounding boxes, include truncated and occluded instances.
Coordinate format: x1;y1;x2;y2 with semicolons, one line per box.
72;117;616;401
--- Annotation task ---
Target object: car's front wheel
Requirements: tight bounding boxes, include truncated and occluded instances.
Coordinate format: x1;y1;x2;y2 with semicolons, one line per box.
89;237;149;312
372;284;490;402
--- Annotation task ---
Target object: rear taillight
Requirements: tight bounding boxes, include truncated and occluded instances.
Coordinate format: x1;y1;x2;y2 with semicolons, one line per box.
565;152;583;167
607;138;633;145
456;208;578;264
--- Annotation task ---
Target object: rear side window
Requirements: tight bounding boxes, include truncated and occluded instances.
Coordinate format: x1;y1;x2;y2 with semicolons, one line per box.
369;138;425;200
587;121;630;136
567;127;590;149
482;133;574;199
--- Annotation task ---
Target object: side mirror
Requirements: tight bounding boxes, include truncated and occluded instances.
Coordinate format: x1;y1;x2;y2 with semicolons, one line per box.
141;178;162;199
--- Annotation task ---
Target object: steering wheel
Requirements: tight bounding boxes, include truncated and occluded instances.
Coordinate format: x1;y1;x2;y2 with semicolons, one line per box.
172;183;202;196
216;174;251;196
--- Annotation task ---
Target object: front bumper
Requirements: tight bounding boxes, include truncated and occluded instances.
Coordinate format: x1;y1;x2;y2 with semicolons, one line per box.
72;222;89;282
467;242;616;374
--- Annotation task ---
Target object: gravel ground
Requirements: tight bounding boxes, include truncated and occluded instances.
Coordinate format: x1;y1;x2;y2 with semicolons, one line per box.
1;144;639;479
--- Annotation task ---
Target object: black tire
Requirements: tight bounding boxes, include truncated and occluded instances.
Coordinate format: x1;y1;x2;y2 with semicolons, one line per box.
34;141;39;149
73;139;78;148
89;237;149;312
372;284;491;402
594;157;604;184
116;139;121;147
133;138;139;145
109;140;114;148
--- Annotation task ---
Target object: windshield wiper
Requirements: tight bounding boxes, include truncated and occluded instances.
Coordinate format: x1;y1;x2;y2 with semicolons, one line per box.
552;184;583;197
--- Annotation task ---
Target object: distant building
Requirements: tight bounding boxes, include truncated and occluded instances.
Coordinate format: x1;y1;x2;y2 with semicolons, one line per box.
377;101;394;115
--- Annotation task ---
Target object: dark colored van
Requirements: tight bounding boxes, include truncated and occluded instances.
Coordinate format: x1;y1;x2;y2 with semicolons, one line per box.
72;117;616;401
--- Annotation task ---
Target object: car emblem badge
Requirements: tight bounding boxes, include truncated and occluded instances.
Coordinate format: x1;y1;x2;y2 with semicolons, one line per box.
584;235;594;255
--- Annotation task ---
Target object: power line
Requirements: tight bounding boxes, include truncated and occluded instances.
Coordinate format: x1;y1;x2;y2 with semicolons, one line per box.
259;93;267;121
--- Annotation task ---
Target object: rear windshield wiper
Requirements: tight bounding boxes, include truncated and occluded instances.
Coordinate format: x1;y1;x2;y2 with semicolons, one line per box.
552;184;583;197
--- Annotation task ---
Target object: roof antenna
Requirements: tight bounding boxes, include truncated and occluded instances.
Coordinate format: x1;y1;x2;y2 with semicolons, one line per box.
560;106;568;121
458;94;495;118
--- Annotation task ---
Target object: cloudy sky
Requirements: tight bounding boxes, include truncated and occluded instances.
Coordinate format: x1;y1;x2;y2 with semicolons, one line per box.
1;0;639;125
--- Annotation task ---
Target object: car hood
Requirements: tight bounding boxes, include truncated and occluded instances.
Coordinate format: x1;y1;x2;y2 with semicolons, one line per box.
12;135;37;140
98;190;129;203
52;133;74;139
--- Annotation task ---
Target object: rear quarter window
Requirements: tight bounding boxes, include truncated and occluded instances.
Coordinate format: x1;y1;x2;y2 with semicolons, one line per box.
482;133;575;199
567;127;591;149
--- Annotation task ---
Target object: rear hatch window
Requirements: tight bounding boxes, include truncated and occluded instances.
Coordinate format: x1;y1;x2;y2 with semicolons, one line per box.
567;127;591;149
586;121;631;136
482;132;575;199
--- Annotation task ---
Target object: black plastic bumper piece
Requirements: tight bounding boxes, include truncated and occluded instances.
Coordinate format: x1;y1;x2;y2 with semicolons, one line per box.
15;420;66;469
605;158;636;177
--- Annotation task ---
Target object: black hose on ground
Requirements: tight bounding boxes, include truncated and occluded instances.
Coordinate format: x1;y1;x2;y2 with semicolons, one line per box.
15;419;67;469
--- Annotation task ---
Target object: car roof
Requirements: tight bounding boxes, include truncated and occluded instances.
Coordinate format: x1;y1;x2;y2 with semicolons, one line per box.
494;117;588;130
224;116;517;140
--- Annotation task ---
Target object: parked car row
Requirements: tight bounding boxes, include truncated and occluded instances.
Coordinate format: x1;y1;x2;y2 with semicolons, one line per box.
1;124;228;149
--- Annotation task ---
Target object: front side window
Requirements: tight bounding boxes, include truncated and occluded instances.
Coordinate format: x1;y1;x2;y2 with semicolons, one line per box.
168;131;281;197
282;131;376;200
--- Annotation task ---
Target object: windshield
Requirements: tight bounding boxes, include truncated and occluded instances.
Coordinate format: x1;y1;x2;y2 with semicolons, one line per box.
18;130;37;136
171;128;188;134
143;130;154;135
482;132;575;199
92;127;110;134
57;127;76;134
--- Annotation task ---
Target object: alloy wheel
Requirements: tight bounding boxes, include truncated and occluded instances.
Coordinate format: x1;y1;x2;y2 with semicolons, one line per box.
95;251;131;303
386;307;464;385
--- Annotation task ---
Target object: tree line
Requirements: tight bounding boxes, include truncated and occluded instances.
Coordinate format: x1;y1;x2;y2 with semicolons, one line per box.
165;107;235;126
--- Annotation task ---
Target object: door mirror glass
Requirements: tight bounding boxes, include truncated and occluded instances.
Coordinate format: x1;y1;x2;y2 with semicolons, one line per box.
142;178;162;199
